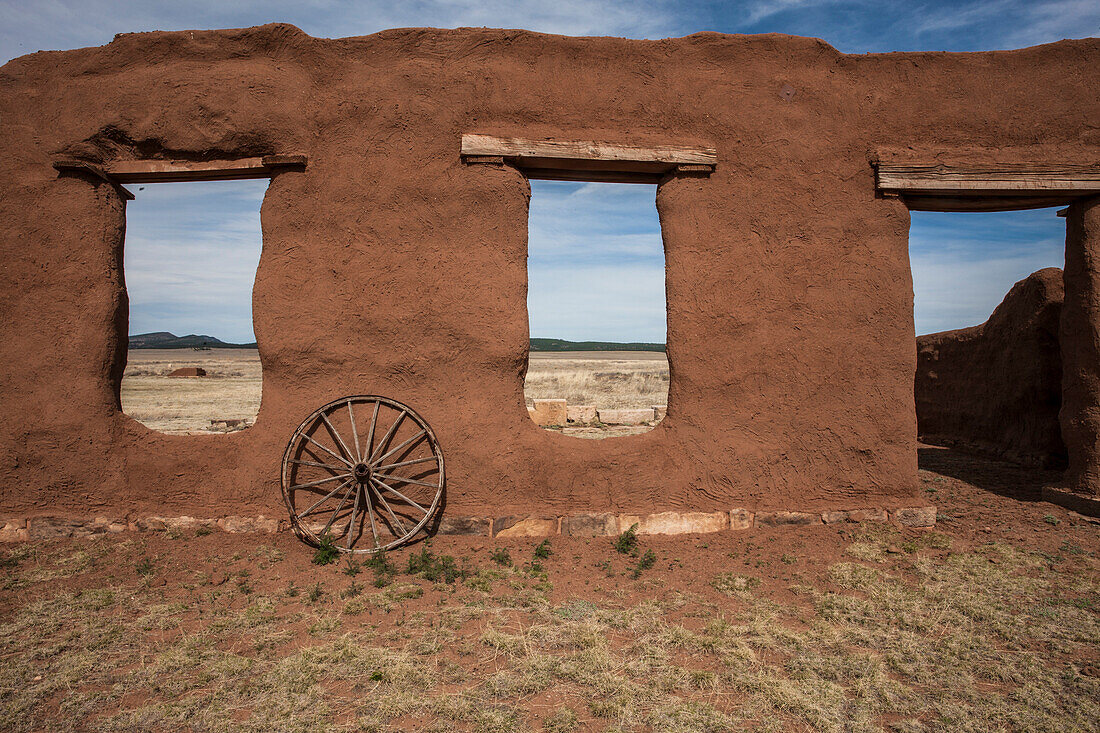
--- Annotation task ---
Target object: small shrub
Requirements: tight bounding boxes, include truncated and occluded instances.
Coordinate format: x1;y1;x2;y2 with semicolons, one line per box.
307;582;324;603
1043;514;1061;526
341;579;363;598
632;549;657;578
285;580;300;597
312;532;340;565
490;548;513;567
366;550;397;587
194;526;213;537
343;556;362;576
407;546;469;584
534;539;552;559
781;553;797;565
614;523;639;555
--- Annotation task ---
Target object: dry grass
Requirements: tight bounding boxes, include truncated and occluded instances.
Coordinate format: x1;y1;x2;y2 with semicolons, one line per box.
1;524;1096;732
523;352;668;410
121;350;669;434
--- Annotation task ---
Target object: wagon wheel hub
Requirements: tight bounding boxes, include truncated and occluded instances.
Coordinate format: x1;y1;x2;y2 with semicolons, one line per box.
353;463;372;483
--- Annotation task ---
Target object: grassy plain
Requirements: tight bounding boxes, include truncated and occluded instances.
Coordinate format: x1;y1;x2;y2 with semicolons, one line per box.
0;447;1097;731
121;350;669;434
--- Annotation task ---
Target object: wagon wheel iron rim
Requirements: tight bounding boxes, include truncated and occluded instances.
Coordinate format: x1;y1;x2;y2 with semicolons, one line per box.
280;395;445;554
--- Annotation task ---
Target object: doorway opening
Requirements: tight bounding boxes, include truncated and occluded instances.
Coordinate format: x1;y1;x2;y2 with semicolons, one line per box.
911;207;1067;469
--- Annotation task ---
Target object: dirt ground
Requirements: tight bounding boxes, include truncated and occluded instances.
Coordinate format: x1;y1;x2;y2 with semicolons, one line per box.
121;350;669;435
0;444;1096;732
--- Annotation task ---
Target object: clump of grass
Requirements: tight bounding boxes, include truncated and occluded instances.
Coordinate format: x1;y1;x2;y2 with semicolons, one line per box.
1044;514;1061;526
307;582;324;603
135;557;154;577
631;549;657;579
490;548;513;567
534;539;552;559
312;532;340;566
614;523;639;555
342;579;363;599
543;707;578;732
194;526;213;537
711;573;760;596
366;550;397;588
407;546;469;584
343;556;361;576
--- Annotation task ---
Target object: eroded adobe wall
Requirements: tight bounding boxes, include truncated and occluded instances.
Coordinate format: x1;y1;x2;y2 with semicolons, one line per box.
0;25;1098;521
916;268;1066;467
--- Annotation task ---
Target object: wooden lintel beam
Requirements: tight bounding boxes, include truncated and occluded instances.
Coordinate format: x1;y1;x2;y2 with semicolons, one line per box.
104;154;306;184
901;194;1077;213
876;162;1100;195
461;134;716;179
53;160;134;200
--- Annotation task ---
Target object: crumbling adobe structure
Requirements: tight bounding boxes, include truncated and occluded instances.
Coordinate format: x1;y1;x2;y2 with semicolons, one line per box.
0;24;1098;531
916;268;1065;467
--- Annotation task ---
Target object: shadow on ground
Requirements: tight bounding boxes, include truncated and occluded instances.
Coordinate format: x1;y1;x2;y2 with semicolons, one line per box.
918;444;1062;502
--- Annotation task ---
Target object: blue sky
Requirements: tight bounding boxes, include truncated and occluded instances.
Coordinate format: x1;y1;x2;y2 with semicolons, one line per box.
4;1;1095;342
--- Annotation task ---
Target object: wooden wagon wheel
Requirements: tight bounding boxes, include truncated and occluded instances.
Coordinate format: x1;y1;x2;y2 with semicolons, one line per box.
280;395;444;554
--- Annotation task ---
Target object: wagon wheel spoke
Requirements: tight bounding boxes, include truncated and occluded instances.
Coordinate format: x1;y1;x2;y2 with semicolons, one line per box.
320;412;355;464
369;410;406;464
297;477;354;520
375;455;438;472
373;473;440;489
365;400;380;462
292;472;353;491
365;488;381;549
303;433;353;468
290;458;347;472
320;483;356;536
346;483;361;550
371;429;426;467
371;476;430;515
370;483;410;536
347;400;362;462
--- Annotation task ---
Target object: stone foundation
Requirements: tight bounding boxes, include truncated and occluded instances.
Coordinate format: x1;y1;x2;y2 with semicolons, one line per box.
0;506;935;542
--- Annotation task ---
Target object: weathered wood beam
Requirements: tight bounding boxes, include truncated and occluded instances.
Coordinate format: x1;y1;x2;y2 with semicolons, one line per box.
461;134;716;179
876;162;1100;212
877;163;1100;193
105;154;307;184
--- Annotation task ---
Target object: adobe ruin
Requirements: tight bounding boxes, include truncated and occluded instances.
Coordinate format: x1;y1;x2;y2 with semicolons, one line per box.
1;24;1098;537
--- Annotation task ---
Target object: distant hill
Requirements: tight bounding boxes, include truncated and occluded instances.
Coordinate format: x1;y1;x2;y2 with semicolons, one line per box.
530;338;664;352
129;332;257;349
129;332;661;351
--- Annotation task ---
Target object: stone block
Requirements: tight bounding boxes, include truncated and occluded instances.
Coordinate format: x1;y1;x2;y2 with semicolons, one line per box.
530;399;567;426
848;508;888;523
729;508;753;530
651;405;668;421
28;516;84;539
561;513;619;536
436;516;492;536
617;511;727;535
493;516;559;538
0;519;29;542
566;405;597;423
218;515;278;533
821;510;849;524
597;408;654;425
754;511;821;527
893;506;937;527
133;516;168;532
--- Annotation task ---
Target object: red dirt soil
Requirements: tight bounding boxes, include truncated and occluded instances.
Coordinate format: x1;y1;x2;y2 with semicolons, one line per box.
0;445;1096;730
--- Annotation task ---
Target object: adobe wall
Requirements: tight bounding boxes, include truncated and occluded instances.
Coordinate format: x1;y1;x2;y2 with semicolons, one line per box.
0;24;1097;522
916;268;1066;467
